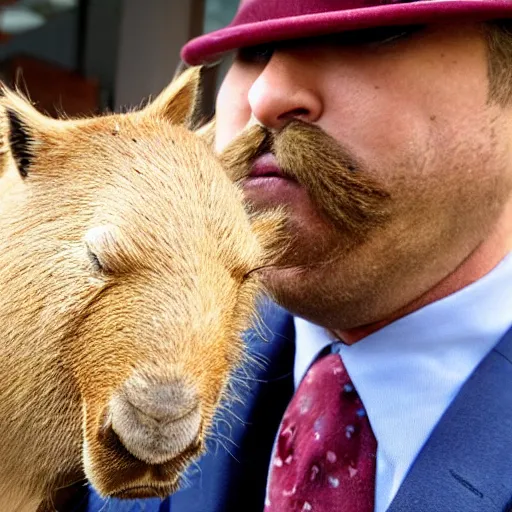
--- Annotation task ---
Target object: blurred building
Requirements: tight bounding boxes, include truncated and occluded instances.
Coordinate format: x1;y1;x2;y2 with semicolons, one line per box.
0;0;238;116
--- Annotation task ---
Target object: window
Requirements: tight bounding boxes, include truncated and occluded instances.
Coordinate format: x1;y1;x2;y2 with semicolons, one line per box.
203;0;238;34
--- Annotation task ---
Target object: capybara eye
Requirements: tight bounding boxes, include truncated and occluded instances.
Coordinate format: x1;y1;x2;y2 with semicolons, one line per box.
84;225;117;274
87;247;104;273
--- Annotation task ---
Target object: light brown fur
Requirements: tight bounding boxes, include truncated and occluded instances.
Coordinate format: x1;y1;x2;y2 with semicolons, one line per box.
0;68;282;511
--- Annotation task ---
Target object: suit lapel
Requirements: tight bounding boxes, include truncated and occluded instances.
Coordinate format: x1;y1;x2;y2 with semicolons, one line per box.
166;301;295;512
387;327;512;512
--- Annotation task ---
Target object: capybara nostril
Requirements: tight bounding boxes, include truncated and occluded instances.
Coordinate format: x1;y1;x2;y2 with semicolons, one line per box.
108;378;201;465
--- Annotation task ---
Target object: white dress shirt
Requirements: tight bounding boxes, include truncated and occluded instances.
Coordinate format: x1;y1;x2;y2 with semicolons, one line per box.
293;252;512;512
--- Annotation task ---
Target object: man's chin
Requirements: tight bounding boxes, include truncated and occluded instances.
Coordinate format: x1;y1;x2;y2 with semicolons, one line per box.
261;270;336;329
257;243;357;327
258;262;320;309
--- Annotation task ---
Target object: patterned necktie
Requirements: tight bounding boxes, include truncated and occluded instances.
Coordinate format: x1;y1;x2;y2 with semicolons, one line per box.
265;348;377;512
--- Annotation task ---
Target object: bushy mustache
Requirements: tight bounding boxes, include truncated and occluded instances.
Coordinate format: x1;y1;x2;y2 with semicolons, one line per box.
219;120;391;240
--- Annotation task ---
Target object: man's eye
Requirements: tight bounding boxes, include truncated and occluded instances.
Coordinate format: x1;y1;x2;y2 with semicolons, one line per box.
330;25;425;47
236;44;274;64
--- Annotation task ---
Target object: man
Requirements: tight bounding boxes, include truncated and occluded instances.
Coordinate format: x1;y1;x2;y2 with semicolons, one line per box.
88;1;512;511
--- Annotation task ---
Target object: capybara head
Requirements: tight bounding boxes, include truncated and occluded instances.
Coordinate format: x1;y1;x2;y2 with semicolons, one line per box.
0;68;282;508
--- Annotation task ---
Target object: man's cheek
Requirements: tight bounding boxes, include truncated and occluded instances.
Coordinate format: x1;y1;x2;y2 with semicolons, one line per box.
215;97;249;153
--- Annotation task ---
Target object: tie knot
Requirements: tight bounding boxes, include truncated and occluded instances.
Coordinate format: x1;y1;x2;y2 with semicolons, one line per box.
303;352;352;387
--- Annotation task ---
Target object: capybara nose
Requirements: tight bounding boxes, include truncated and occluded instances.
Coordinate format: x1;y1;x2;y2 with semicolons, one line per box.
108;377;201;465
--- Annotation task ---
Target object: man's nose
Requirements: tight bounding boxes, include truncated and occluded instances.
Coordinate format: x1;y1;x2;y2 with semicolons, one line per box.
248;51;323;130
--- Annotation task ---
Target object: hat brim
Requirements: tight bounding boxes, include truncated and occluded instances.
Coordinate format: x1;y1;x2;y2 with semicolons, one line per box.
182;0;512;65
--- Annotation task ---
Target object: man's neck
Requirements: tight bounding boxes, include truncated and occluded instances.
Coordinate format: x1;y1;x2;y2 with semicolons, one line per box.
334;203;512;345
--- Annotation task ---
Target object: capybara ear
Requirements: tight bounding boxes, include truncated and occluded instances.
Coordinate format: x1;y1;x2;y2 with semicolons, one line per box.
144;66;202;127
0;87;59;178
6;107;35;178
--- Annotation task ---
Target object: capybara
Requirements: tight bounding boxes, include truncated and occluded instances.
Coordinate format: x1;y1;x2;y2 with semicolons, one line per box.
0;67;282;511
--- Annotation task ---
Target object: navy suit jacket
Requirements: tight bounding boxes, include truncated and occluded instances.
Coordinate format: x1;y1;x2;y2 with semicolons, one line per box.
85;302;512;512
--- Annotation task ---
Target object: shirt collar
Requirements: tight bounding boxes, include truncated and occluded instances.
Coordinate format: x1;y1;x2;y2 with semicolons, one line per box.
293;252;512;509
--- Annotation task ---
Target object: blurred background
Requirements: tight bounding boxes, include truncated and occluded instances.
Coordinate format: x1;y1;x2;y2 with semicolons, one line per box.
0;0;238;117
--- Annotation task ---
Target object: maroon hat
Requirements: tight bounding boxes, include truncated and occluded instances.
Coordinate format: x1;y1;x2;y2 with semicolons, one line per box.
182;0;512;65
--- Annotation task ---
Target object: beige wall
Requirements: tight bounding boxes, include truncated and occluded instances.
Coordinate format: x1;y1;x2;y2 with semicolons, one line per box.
114;0;197;109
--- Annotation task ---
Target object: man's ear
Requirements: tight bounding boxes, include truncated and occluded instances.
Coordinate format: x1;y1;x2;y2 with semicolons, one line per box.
143;66;202;127
0;88;59;178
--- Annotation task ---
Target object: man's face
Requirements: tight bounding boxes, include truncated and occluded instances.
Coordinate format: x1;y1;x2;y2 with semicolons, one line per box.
215;23;512;330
